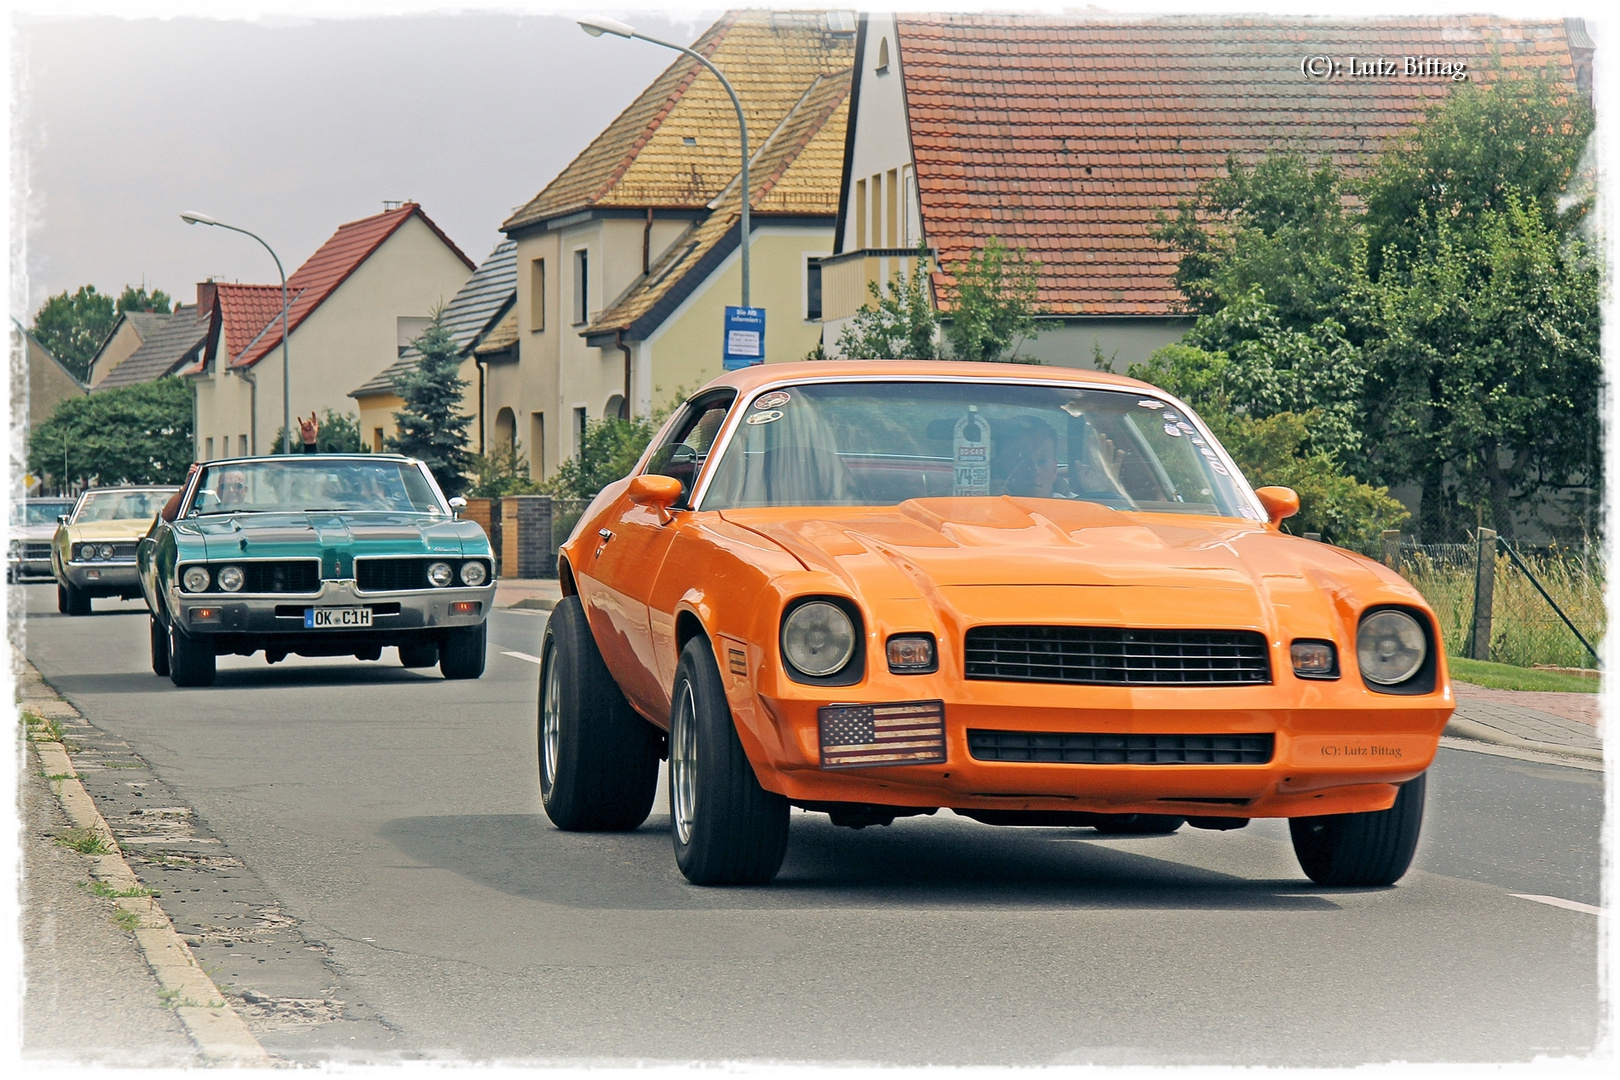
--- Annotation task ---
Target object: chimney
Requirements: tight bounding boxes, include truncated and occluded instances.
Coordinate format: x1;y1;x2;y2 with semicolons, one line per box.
197;281;218;314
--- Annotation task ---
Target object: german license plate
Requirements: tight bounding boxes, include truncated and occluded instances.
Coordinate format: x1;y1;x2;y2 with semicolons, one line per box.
304;607;372;628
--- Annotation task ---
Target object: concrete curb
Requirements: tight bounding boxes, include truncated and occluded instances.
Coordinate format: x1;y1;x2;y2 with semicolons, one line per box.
21;671;272;1067
1443;716;1604;763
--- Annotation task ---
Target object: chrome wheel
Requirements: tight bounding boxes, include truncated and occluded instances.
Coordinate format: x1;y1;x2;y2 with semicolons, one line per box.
670;679;698;846
540;643;562;790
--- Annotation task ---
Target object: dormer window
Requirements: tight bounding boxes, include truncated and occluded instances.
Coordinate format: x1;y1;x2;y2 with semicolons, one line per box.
875;37;890;74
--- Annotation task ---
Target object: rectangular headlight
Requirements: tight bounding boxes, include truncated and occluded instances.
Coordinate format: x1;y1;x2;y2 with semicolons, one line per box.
886;634;937;673
1290;639;1338;679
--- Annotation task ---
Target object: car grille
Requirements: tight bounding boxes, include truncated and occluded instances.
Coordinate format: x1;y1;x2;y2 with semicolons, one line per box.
239;561;321;593
72;541;138;561
356;557;490;592
24;542;52;559
967;730;1274;765
964;626;1271;686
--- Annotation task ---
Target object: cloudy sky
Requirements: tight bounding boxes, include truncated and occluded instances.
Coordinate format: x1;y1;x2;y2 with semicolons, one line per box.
10;4;715;319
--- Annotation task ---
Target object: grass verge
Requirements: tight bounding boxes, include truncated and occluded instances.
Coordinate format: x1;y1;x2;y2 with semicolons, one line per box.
1448;656;1601;693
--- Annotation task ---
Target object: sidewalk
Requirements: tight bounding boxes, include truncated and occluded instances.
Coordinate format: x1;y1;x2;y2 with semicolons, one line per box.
1446;680;1604;762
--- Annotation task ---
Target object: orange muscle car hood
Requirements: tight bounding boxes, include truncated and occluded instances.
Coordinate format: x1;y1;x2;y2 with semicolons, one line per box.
717;497;1396;610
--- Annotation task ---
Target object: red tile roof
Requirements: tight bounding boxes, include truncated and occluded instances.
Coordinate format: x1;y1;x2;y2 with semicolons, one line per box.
233;203;474;368
217;284;294;365
893;15;1582;316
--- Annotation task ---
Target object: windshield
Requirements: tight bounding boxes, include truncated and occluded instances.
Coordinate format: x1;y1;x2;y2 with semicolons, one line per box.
702;381;1254;518
72;490;175;523
22;502;73;525
188;460;444;516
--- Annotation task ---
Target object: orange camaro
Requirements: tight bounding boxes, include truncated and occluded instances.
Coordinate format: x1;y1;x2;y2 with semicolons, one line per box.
539;361;1451;887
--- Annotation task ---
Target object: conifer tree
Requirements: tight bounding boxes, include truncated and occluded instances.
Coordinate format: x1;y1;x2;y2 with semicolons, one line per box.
386;311;473;496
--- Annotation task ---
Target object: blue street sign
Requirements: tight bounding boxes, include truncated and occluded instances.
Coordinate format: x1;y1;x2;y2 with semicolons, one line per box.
723;306;766;370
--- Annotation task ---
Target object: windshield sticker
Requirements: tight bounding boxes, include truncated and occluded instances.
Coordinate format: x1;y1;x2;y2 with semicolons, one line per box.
753;391;792;410
745;410;783;426
1137;399;1165;409
1191;436;1207;447
1177;421;1196;433
952;405;993;496
1163;423;1182;437
1200;447;1218;459
1211;463;1230;476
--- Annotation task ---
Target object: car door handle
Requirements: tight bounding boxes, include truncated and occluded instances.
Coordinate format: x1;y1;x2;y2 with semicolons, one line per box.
594;529;614;557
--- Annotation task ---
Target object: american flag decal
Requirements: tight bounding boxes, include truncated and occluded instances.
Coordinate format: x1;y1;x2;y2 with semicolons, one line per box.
818;701;947;770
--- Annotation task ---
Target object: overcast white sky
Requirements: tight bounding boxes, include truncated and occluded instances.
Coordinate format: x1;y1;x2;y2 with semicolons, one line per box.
10;5;719;319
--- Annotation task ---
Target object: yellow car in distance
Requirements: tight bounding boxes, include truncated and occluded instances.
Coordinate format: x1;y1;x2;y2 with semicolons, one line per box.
53;485;177;615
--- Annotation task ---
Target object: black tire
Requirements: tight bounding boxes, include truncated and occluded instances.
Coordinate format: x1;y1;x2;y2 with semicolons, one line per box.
1092;814;1185;835
440;623;487;680
150;616;170;677
537;596;661;831
62;582;91;616
1291;773;1426;887
398;641;438;668
168;625;216;688
669;636;790;885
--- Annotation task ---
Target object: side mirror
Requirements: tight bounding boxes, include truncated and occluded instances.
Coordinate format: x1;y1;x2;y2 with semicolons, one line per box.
448;496;468;519
627;474;683;523
57;514;69;525
1254;486;1300;529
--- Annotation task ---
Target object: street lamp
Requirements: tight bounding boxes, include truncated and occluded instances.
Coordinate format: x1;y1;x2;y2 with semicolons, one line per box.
579;15;752;307
180;211;294;453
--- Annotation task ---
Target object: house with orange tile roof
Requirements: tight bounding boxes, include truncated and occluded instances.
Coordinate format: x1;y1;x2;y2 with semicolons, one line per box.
189;202;475;459
823;13;1592;367
497;9;854;478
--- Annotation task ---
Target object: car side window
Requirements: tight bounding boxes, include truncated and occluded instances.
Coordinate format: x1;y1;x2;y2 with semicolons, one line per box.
644;392;736;506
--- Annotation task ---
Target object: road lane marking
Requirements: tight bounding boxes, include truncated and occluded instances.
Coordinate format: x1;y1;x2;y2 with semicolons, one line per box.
1512;893;1602;915
501;650;543;664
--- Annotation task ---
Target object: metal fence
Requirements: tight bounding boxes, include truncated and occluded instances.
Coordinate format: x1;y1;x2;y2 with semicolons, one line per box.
1390;533;1603;669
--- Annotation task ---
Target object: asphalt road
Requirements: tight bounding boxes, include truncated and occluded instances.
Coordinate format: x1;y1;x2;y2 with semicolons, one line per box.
19;584;1604;1066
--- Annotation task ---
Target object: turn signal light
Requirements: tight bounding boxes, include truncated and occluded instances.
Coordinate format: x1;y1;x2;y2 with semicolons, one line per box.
1290;640;1338;679
886;634;937;673
451;601;480;615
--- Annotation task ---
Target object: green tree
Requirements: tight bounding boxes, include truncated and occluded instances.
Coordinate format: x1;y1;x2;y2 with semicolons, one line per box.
1152;153;1368;334
836;243;940;359
943;236;1044;362
28;377;193;486
30;283;176;382
386;312;474;496
539;417;656;500
1362;64;1594;280
1367;193;1600;539
271;409;365;454
31;286;115;382
1130;345;1405;547
467;439;542;498
116;285;173;316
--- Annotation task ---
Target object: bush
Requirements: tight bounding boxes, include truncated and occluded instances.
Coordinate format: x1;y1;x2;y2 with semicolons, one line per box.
467;439;541;498
539;417;656;500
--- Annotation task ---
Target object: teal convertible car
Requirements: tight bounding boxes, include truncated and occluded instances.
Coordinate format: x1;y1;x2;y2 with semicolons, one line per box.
139;454;495;687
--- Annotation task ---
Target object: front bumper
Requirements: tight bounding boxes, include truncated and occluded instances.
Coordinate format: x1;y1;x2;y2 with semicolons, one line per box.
731;669;1451;820
168;577;496;637
8;555;54;579
59;560;141;591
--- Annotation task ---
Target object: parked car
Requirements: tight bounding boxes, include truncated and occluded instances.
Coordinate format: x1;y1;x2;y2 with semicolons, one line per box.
540;360;1452;888
8;496;75;582
138;454;494;687
51;486;179;613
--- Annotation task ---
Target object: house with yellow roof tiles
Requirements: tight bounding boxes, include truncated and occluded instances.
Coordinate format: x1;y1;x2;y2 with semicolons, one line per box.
497;9;855;479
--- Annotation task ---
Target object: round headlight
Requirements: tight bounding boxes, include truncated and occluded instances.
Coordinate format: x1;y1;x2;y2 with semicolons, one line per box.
1357;610;1427;686
782;601;857;677
427;561;454;588
77;543;97;561
459;560;487;587
182;565;211;593
216;565;245;592
99;543;116;560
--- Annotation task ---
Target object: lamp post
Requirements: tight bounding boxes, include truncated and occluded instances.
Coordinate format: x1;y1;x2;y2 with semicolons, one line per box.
180;212;293;453
579;15;751;307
